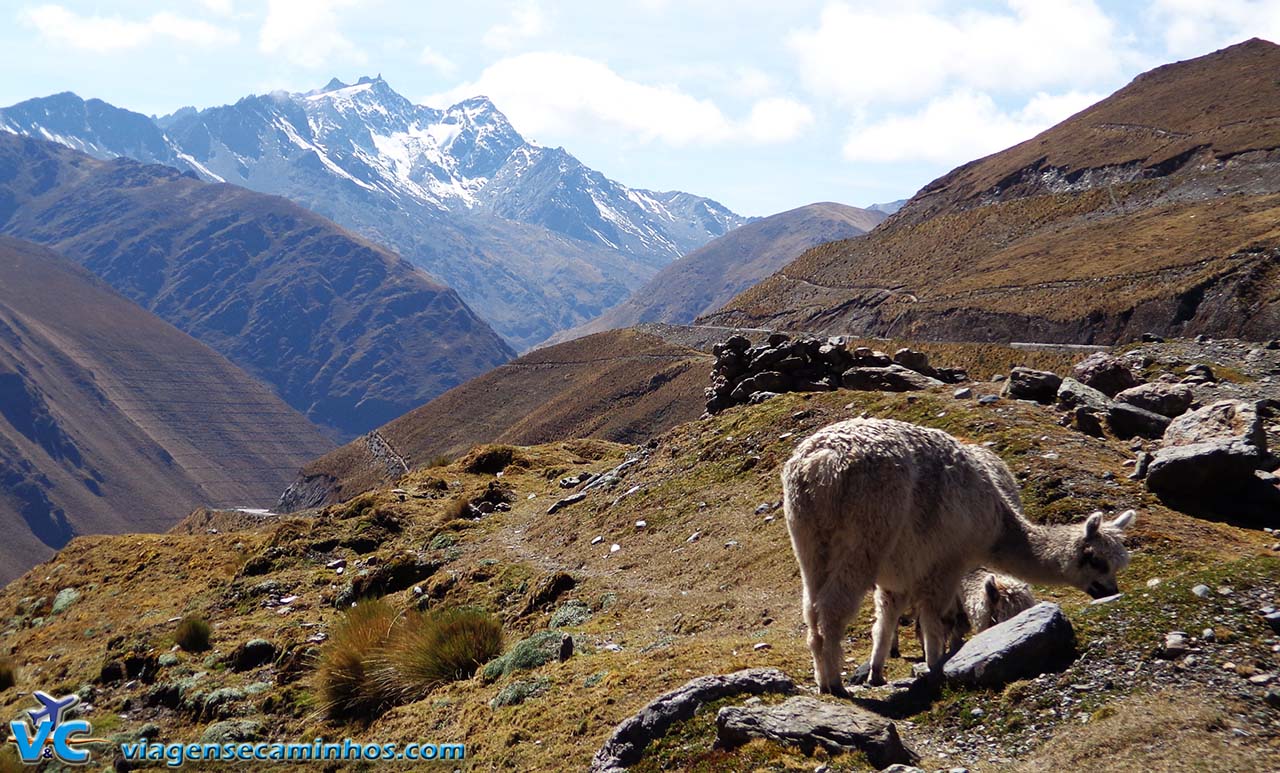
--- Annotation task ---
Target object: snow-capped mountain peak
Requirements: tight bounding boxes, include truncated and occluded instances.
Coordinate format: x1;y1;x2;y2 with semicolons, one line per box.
0;81;747;347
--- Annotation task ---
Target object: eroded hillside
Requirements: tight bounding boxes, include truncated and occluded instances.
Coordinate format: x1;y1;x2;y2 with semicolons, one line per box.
707;40;1280;344
0;236;333;583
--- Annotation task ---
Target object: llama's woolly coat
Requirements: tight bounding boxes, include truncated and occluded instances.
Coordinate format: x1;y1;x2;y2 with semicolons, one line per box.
782;417;1133;692
783;419;1019;601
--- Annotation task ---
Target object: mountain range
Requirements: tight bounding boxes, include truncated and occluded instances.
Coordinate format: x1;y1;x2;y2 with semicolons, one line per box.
548;202;883;343
0;132;513;437
0;235;334;582
707;39;1280;342
0;78;747;349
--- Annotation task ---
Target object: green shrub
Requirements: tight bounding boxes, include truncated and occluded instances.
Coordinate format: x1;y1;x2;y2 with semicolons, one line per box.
482;630;564;682
491;677;549;708
318;602;502;720
376;607;503;702
550;600;592;629
0;657;15;691
175;615;212;652
317;599;398;719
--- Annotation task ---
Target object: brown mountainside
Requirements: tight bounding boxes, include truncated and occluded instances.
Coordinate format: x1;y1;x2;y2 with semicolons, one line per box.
0;236;333;583
707;39;1280;342
280;328;710;509
0;133;514;438
547;203;884;344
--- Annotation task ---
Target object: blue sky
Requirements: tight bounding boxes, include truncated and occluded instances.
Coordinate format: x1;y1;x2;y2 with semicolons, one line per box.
3;1;1278;215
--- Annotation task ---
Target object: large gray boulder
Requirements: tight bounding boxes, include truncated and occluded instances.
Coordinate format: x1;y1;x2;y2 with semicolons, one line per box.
1072;352;1139;397
1003;367;1062;404
1146;401;1268;497
1107;402;1172;440
842;365;942;392
729;371;790;402
1056;377;1112;413
589;669;795;773
1115;382;1193;418
716;696;916;769
943;602;1076;687
892;348;932;374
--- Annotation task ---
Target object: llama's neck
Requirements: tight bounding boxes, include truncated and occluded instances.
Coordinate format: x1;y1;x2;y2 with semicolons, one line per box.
988;512;1074;585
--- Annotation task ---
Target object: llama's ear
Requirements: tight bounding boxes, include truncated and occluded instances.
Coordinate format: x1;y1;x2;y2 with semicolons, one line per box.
984;574;1000;602
1110;509;1137;531
1083;512;1103;539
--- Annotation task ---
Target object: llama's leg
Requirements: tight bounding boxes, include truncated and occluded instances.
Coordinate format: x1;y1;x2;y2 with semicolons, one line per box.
916;603;949;682
917;576;966;681
890;627;900;659
812;577;868;697
800;584;827;692
867;587;906;686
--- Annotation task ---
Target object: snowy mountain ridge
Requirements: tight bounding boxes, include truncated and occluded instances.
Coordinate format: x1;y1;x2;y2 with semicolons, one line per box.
1;77;747;348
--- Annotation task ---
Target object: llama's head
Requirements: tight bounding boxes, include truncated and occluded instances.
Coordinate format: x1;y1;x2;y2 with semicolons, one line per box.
977;573;1036;631
1066;509;1136;598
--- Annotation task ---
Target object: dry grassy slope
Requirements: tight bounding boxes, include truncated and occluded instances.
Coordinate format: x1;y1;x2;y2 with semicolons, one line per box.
0;236;333;584
1;347;1276;771
708;39;1280;343
283;328;711;509
546;203;884;344
0;132;515;438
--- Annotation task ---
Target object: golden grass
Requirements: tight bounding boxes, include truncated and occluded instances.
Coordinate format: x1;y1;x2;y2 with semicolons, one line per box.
174;614;211;652
1012;690;1270;772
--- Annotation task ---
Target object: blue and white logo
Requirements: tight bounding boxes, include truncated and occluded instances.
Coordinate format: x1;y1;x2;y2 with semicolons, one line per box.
8;691;104;765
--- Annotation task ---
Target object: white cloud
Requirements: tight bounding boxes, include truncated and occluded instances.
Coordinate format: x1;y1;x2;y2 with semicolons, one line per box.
259;0;366;68
418;45;456;74
789;0;1127;107
744;98;815;143
20;4;238;52
842;89;1102;164
199;0;234;14
1148;0;1280;57
428;52;811;146
482;0;545;50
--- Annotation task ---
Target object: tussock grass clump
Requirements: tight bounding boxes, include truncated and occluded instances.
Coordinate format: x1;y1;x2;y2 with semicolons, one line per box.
318;602;503;720
463;444;527;475
174;615;212;652
0;657;16;691
318;599;399;719
426;454;453;469
375;607;503;701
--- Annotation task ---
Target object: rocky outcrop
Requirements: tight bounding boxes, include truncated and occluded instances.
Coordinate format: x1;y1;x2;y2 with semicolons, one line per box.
943;603;1077;687
589;669;796;772
1146;401;1275;516
706;335;962;413
1002;367;1063;403
716;696;917;768
1115;382;1193;418
842;365;943;392
1072;352;1140;397
1107;402;1172;440
1056;377;1112;413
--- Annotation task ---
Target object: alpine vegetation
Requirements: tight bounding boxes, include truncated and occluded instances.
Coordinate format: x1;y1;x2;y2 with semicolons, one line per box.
318;600;503;719
782;418;1136;692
